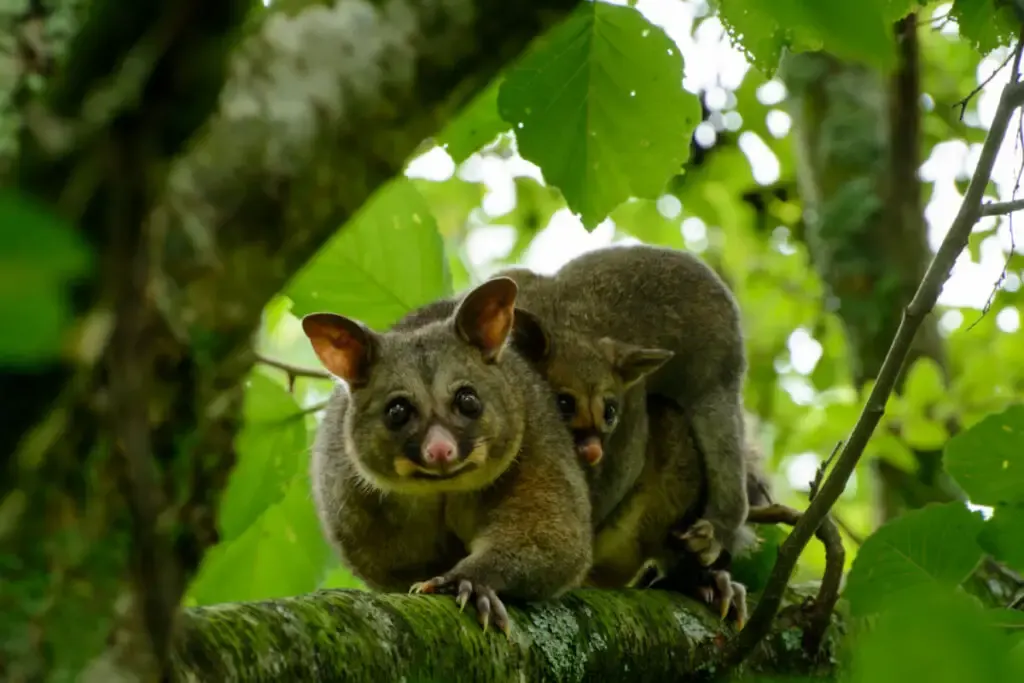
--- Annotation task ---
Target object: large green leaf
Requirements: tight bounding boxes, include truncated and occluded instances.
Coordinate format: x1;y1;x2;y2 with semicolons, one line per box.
979;503;1024;574
945;404;1024;507
498;2;701;229
187;473;330;605
437;79;508;163
286;178;452;329
0;190;92;366
844;502;985;617
218;372;309;542
715;0;916;74
847;588;1020;683
711;1;791;75
951;0;1020;55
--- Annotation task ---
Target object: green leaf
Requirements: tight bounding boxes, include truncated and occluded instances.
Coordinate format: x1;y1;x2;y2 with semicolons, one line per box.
437;79;508;163
286;178;452;329
945;404;1024;506
951;0;1019;55
219;373;309;542
902;357;947;409
979;503;1024;573
711;1;790;75
187;473;330;605
900;415;949;451
610;198;684;249
848;587;1019;683
792;1;898;71
844;502;985;617
319;565;365;590
413;176;486;240
0;190;92;366
715;0;914;74
498;2;701;229
731;524;786;592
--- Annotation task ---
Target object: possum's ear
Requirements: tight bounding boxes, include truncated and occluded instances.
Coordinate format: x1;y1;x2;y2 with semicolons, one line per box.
454;277;519;362
598;337;674;388
302;313;379;386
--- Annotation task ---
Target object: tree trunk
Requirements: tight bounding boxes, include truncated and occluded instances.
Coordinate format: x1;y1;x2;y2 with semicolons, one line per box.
2;1;578;681
780;12;1022;608
780;14;953;521
171;587;840;682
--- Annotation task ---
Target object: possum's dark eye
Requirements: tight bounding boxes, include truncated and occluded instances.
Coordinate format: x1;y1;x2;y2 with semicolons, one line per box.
603;399;619;426
556;393;576;421
453;386;483;419
383;398;415;430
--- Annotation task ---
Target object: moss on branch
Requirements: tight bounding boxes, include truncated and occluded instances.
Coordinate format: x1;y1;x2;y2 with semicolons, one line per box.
172;588;841;682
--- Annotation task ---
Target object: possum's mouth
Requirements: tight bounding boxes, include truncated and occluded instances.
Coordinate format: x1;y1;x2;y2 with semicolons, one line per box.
406;460;478;480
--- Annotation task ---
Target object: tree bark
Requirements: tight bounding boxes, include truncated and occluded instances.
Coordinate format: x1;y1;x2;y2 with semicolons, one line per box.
780;14;955;524
2;1;578;681
171;587;840;682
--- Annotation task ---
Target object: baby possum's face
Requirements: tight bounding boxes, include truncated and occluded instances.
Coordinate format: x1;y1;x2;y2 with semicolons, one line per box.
512;316;672;467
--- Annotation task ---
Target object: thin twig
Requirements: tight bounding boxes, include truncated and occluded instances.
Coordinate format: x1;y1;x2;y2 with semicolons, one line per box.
808;441;842;500
746;504;844;654
722;73;1024;667
954;49;1017;121
968;29;1024;332
979;198;1024;216
255;353;331;380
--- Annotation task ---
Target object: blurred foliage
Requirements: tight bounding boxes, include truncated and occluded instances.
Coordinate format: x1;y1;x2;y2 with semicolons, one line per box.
0;190;92;367
119;0;1024;676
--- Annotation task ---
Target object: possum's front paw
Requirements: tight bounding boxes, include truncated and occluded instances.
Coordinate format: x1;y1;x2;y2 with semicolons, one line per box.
410;574;511;636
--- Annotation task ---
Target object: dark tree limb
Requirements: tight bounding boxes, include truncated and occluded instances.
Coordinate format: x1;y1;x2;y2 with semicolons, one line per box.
726;53;1024;666
171;587;839;682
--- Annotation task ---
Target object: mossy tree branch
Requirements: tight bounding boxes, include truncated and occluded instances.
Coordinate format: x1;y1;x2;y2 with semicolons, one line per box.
172;588;841;682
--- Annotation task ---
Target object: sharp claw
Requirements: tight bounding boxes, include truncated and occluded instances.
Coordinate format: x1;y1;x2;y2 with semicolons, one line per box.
481;611;490;633
731;582;749;631
456;592;469;611
409;581;427;594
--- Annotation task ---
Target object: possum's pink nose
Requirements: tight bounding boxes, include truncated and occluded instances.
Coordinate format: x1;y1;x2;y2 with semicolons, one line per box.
422;424;458;465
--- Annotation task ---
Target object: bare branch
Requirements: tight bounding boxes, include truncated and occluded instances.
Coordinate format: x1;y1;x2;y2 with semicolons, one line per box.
746;504;844;655
979;198;1024;216
254;353;331;381
954;49;1017;120
724;72;1024;667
